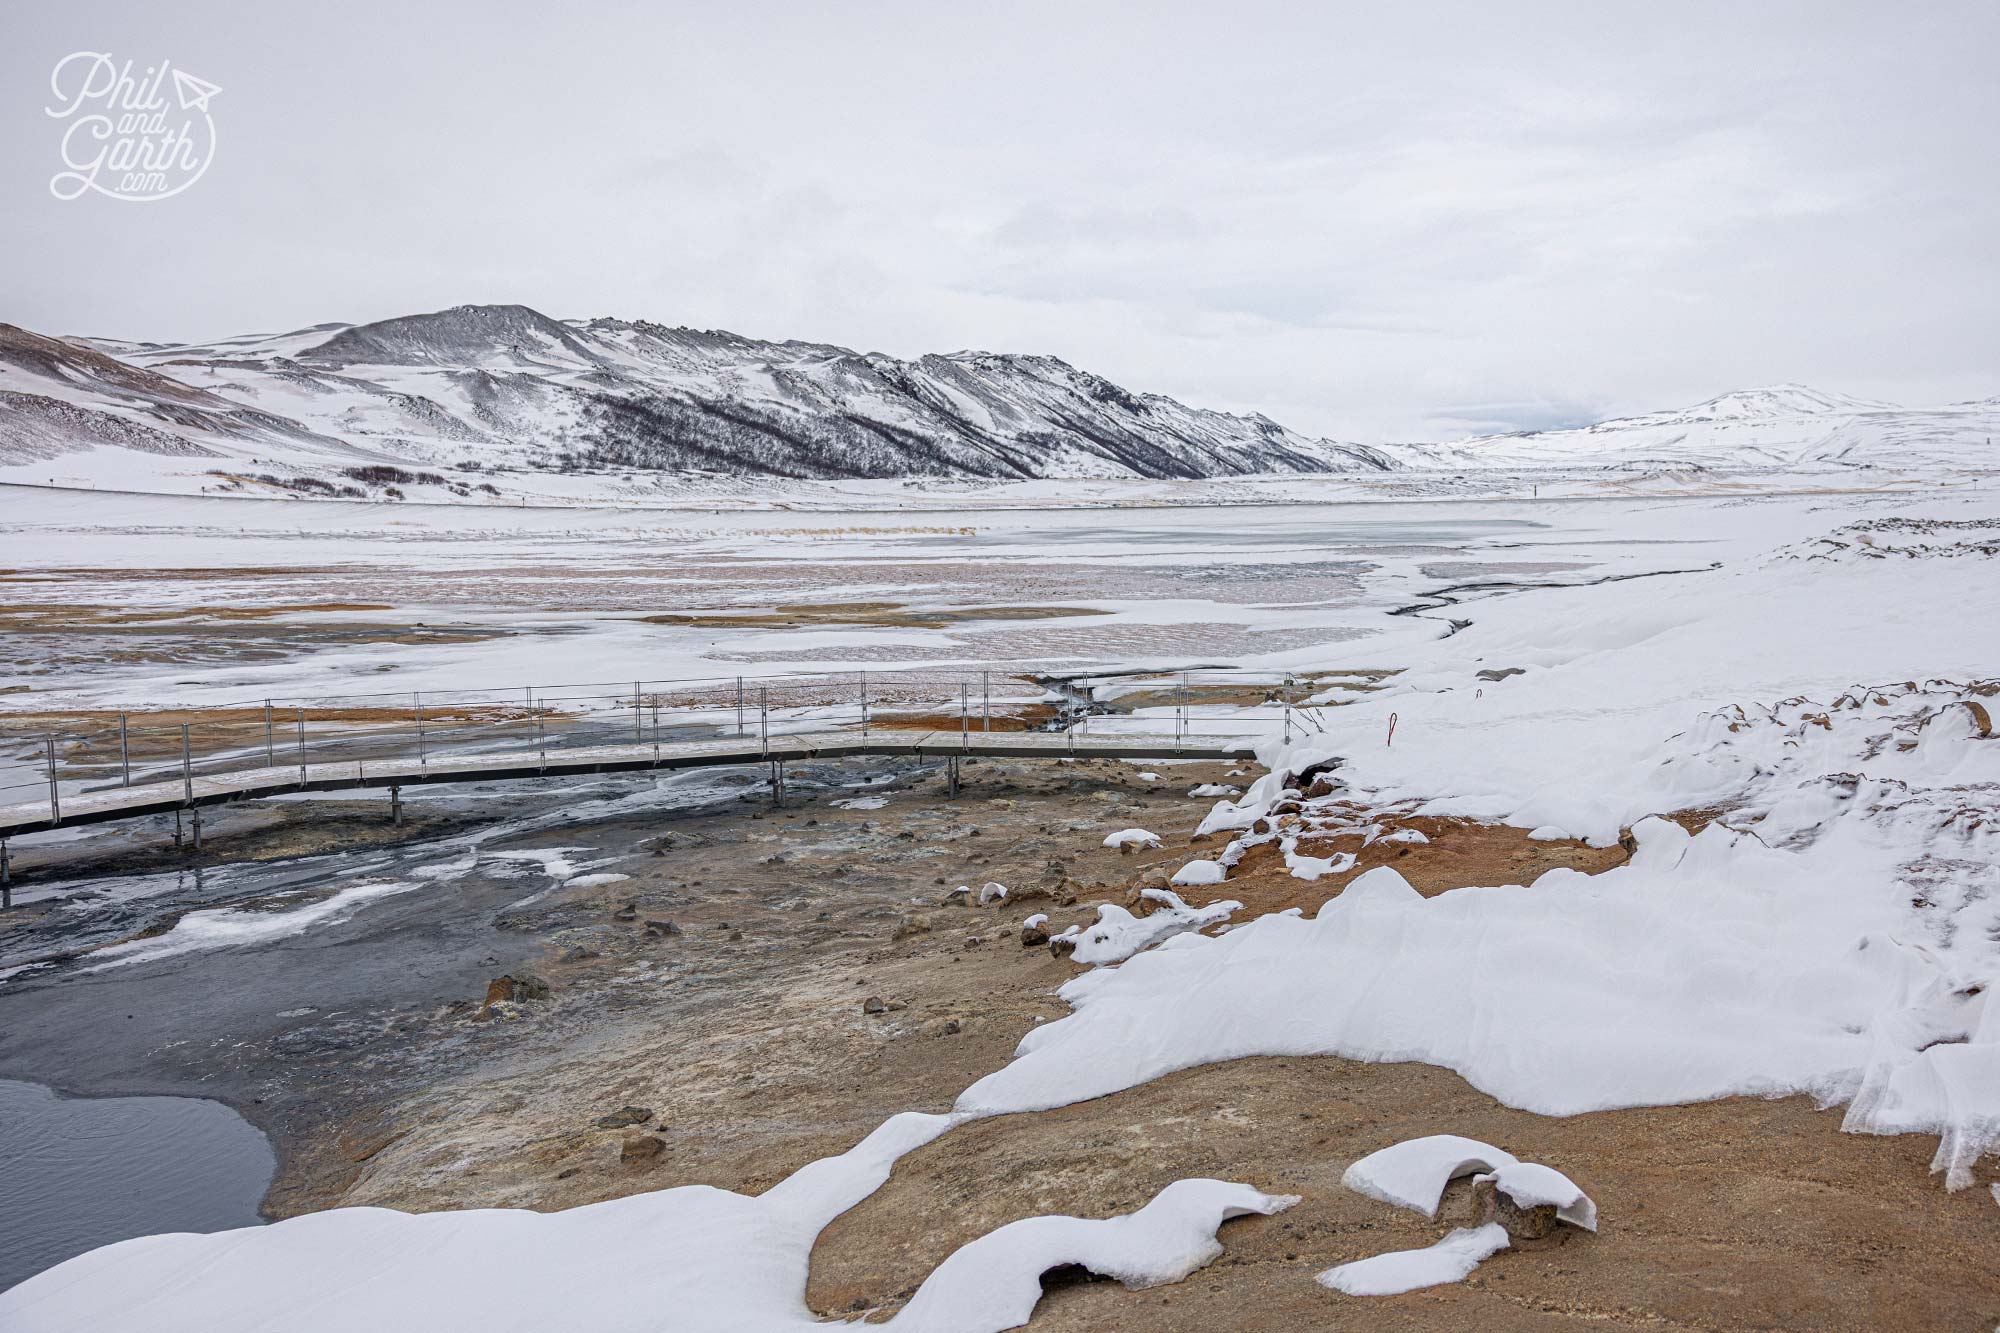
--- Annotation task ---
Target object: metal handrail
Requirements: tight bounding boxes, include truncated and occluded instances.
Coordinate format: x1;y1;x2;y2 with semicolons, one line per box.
3;664;1326;834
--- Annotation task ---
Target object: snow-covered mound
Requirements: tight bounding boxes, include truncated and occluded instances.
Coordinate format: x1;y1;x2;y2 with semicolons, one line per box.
1340;1134;1597;1231
0;306;1395;491
1394;383;1999;472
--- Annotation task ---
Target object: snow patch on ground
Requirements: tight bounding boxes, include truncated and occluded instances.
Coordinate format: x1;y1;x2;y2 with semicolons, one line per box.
1317;1223;1510;1296
83;880;422;971
562;872;630;889
1053;889;1240;965
959;819;2000;1183
0;1108;1294;1332
1170;859;1227;886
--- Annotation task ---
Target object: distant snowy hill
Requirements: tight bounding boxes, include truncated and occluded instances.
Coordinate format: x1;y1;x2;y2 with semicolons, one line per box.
1392;384;1998;471
0;305;1394;492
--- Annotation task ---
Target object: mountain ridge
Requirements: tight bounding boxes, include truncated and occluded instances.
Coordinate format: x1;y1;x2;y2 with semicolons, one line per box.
2;304;1393;485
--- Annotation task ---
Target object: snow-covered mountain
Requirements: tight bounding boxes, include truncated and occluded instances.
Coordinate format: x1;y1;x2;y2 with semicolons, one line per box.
0;305;1394;492
1393;384;1998;471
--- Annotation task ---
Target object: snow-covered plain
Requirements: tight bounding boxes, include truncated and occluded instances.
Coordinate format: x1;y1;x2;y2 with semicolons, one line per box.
969;507;2000;1190
4;479;1998;1326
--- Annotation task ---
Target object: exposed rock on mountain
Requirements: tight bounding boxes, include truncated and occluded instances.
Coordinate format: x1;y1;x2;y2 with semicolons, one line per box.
0;305;1393;486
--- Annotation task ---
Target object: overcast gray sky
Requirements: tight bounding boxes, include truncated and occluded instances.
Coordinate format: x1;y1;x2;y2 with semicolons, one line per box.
5;1;1995;442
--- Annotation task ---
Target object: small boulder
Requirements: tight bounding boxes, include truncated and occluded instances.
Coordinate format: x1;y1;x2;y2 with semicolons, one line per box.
1470;1177;1565;1241
862;995;887;1015
644;919;682;938
595;1106;653;1130
483;973;550;1006
620;1134;666;1165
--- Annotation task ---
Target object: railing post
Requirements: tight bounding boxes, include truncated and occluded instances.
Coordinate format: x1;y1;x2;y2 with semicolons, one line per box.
633;682;642;743
118;712;130;786
983;670;990;732
297;707;307;787
1177;670;1187;754
759;685;769;757
181;723;193;802
536;700;546;770
860;670;869;741
652;698;660;762
736;677;745;737
45;734;60;826
414;692;427;770
264;700;274;768
1282;675;1294;745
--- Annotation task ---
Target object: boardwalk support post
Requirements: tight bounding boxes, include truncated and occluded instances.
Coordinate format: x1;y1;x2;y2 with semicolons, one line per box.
191;805;202;851
390;785;403;826
119;713;130;787
2;839;11;907
45;734;60;826
181;724;193;803
264;700;274;768
768;759;784;807
947;754;960;798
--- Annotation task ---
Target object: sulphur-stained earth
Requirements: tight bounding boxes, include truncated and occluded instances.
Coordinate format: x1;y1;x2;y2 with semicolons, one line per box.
5;743;1991;1330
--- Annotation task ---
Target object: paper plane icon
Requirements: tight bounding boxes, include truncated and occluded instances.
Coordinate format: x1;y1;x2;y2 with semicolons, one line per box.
172;68;221;112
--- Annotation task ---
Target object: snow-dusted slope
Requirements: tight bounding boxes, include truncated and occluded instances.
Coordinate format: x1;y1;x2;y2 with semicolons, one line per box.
0;305;1393;488
1396;384;1998;472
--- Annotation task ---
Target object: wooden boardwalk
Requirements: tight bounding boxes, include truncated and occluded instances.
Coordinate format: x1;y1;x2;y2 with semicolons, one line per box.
0;729;1250;839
